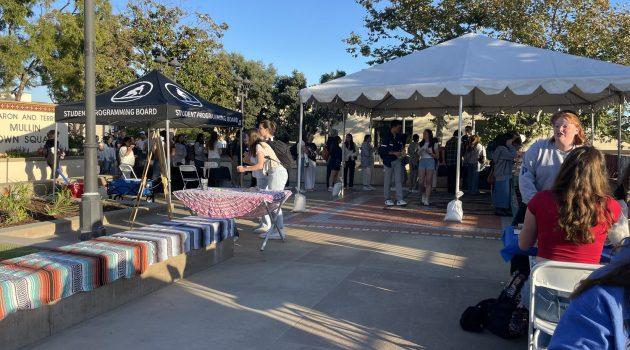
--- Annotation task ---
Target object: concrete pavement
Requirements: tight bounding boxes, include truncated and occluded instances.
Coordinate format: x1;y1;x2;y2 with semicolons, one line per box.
25;190;525;349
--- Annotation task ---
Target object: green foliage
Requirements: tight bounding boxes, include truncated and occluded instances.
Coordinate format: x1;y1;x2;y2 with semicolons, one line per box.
228;53;278;128
0;183;31;224
43;188;75;216
346;0;630;66
1;147;39;158
68;129;84;150
475;112;551;145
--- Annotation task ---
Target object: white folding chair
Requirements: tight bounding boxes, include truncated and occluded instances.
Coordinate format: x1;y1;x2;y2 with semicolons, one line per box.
179;164;201;189
119;164;137;180
528;260;602;350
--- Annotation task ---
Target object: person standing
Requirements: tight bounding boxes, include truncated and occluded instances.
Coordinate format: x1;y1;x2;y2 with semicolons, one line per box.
509;110;587;277
43;130;66;182
418;129;439;206
360;134;375;191
492;133;518;216
517;110;587;224
407;134;420;193
327;136;343;191
343;133;357;190
324;131;338;189
302;134;317;191
463;135;485;195
119;136;136;179
240;121;289;240
193;133;206;171
379;120;407;207
442;131;461;195
102;135;116;175
244;129;272;233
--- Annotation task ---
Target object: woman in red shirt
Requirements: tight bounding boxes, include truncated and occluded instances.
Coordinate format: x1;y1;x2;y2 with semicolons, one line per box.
519;146;621;264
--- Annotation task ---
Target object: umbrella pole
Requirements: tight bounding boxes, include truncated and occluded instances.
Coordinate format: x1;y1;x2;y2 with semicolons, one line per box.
455;95;463;199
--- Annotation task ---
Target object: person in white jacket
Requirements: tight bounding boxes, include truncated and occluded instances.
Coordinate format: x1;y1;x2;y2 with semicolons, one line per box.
517;110;586;223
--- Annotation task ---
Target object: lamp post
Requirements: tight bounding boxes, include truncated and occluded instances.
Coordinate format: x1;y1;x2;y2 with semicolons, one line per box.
79;0;104;240
236;76;251;187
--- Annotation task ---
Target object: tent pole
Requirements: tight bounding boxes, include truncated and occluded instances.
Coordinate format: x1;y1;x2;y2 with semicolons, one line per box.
296;101;304;193
239;127;243;187
52;122;58;197
618;95;624;177
340;109;347;198
590;106;595;141
455;96;463;199
166;120;172;212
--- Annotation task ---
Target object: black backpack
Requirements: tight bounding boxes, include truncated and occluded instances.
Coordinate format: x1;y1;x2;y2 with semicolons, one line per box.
266;140;296;170
460;272;529;339
485;272;529;339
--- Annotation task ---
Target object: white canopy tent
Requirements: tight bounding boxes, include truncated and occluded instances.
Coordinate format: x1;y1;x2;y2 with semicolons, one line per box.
295;33;630;216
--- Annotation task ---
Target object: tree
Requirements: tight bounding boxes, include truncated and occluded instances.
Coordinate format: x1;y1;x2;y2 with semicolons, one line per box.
228;53;277;128
36;0;136;103
319;70;346;84
0;0;47;100
270;70;306;141
347;0;629;144
122;0;231;108
346;0;629;65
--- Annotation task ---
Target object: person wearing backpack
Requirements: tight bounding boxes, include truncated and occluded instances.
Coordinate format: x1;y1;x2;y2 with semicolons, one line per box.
238;128;287;240
378;120;407;207
259;120;295;189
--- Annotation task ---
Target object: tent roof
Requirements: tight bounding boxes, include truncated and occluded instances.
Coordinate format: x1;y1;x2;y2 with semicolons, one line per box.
55;70;242;128
300;34;630;114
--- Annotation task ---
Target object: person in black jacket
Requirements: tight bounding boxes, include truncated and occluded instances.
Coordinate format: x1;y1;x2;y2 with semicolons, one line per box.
378;120;407;206
43;130;66;182
327;136;342;191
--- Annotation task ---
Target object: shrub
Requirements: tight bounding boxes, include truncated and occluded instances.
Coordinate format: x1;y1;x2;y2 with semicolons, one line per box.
43;188;76;216
0;184;32;224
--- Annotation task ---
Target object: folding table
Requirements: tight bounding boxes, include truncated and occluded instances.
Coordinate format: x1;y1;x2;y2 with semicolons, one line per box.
173;188;292;251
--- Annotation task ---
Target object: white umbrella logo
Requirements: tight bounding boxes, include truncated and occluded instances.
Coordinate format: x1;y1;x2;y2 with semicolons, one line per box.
165;83;203;107
111;81;153;103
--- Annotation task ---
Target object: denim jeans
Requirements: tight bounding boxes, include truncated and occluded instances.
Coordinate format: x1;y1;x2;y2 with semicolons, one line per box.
464;164;479;194
384;158;404;201
265;166;288;230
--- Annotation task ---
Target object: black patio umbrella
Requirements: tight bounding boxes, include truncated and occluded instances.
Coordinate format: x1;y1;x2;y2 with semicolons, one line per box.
55;70;242;128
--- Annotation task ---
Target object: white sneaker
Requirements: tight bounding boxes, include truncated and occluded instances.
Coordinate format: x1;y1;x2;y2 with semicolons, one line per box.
368;185;375;190
396;200;407;206
410;189;418;193
422;199;430;206
385;199;395;206
254;226;271;234
363;186;370;191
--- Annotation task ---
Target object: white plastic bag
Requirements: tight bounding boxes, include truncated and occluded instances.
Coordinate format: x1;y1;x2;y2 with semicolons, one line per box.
444;199;463;222
444;191;464;222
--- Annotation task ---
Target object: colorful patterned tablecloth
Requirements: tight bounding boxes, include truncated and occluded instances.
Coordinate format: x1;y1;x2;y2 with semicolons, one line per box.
0;215;236;322
173;188;292;219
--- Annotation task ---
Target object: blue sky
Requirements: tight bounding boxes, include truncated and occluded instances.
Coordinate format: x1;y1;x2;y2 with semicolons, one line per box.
28;0;371;102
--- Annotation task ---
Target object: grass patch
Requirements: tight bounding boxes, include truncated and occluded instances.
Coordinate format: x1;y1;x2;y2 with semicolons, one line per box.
0;243;38;260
